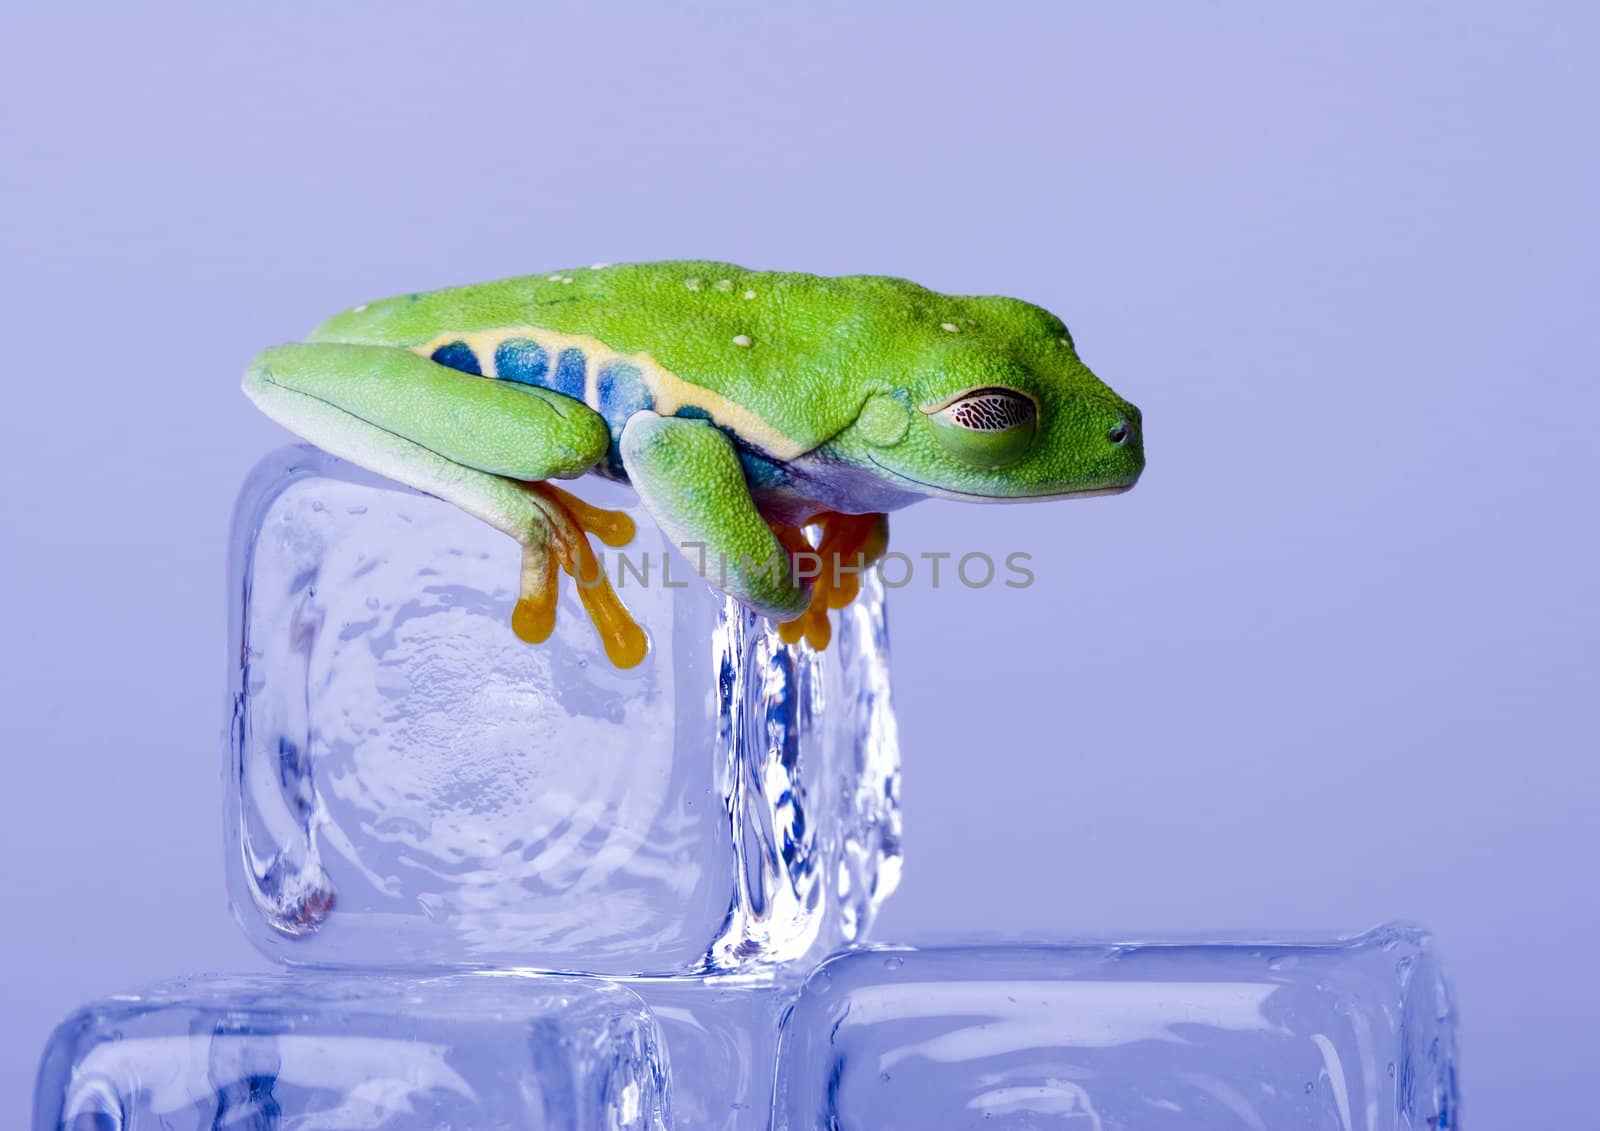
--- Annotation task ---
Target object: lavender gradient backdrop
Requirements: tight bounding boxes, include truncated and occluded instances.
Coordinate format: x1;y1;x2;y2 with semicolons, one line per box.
2;3;1595;1125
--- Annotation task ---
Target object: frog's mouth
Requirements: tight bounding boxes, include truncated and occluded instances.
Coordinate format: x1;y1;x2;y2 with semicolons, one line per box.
866;454;1140;503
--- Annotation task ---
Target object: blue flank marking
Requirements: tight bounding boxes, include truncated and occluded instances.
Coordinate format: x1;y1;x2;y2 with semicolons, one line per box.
674;405;712;422
597;360;654;475
552;348;587;399
494;338;549;386
597;361;653;424
430;341;481;375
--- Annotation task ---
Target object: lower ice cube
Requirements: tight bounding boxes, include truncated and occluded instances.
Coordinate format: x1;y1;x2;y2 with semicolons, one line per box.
771;925;1459;1130
33;973;666;1131
33;928;1460;1129
226;447;901;975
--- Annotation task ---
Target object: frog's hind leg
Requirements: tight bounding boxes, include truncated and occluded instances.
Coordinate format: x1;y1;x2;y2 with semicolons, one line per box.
775;511;890;651
243;342;647;667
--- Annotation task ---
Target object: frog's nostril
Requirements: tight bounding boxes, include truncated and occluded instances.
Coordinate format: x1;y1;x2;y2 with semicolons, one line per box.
1107;420;1133;446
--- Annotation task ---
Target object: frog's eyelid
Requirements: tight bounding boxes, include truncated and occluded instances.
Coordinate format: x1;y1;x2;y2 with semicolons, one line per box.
944;392;1034;433
920;385;1039;421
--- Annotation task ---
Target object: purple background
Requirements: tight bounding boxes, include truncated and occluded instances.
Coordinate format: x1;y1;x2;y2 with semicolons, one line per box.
2;3;1595;1124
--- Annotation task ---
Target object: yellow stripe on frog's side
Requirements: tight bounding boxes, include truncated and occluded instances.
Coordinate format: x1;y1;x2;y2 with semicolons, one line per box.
411;326;806;460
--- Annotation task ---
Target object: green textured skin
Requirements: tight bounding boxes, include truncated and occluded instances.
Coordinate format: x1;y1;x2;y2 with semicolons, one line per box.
245;260;1144;626
307;260;1145;501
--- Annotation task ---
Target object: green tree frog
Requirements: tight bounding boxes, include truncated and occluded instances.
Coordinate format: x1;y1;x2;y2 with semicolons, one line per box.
244;261;1143;667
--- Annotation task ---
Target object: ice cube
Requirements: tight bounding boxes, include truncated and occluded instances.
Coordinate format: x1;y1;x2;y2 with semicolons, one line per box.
772;925;1459;1130
628;976;792;1131
225;447;902;974
33;973;667;1130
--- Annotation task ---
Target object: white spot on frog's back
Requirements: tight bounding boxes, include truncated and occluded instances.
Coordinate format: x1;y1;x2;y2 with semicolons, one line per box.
732;334;752;347
685;277;703;291
743;290;757;300
941;322;960;333
714;279;734;292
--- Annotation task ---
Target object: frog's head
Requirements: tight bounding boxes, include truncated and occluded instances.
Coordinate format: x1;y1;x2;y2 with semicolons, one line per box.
837;296;1144;502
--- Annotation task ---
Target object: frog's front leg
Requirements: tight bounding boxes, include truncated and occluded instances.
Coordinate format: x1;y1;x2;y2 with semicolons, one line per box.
618;411;812;623
243;342;648;667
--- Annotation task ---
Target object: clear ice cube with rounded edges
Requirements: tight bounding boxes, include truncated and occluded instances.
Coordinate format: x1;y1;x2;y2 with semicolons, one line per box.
772;925;1459;1131
33;973;667;1131
225;446;902;975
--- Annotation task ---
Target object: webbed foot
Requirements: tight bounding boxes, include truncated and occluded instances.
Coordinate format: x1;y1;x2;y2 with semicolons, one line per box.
776;511;889;651
512;483;648;668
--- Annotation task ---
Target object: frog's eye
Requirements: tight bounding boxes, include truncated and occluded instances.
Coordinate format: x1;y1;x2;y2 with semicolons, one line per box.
926;387;1038;468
